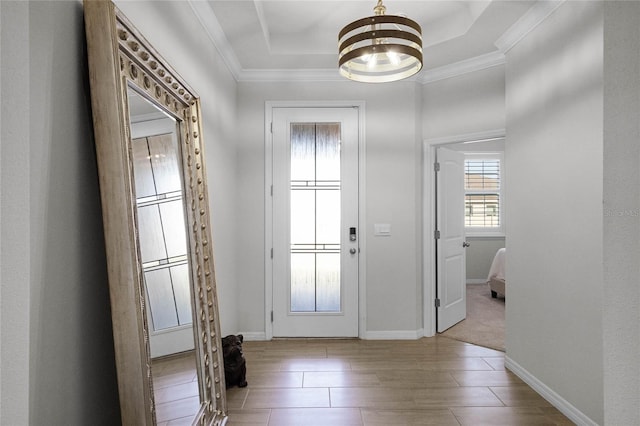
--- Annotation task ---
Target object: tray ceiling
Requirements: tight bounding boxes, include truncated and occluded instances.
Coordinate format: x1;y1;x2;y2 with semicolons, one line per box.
202;0;535;75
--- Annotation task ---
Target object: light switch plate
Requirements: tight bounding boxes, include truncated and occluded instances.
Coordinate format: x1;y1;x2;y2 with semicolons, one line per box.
374;223;391;236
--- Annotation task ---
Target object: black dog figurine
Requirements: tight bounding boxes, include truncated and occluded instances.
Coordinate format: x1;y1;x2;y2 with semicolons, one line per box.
222;334;247;388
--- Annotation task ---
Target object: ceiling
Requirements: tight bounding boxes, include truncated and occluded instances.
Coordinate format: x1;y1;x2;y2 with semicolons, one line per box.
190;0;537;82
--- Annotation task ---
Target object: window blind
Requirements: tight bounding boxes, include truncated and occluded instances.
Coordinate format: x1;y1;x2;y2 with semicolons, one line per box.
465;159;500;227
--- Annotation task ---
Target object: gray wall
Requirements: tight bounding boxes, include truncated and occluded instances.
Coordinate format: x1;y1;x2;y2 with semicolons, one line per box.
466;237;505;283
603;2;640;424
1;1;32;423
2;1;121;424
505;2;604;423
422;65;506;140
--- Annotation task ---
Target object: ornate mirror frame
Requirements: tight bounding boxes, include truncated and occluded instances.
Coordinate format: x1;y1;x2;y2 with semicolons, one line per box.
83;1;227;424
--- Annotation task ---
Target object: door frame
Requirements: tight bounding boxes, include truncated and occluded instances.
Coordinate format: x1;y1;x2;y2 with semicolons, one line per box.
422;129;505;337
265;101;367;340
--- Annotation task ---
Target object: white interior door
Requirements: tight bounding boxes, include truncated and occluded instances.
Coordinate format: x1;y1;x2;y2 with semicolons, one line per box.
271;107;359;337
436;147;467;332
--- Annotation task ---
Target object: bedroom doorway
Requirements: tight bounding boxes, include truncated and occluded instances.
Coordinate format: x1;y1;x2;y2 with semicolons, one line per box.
428;134;506;350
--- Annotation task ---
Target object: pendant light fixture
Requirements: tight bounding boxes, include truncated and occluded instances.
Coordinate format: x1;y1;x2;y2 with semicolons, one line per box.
338;0;423;83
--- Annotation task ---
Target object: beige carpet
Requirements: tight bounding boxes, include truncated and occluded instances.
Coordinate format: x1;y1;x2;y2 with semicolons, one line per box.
440;283;505;351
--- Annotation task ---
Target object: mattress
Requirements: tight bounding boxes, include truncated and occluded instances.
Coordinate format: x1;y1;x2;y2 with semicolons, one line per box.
487;248;506;297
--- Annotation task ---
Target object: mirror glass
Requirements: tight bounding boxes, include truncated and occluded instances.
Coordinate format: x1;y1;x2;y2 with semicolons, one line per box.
129;88;195;358
128;88;200;421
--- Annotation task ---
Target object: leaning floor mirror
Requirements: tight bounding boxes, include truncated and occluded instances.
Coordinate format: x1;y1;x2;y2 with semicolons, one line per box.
83;1;227;424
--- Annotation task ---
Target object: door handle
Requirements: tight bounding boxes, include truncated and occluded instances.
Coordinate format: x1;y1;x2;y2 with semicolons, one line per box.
463;241;471;248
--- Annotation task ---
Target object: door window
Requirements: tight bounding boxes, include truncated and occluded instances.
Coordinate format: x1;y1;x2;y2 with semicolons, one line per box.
290;123;342;312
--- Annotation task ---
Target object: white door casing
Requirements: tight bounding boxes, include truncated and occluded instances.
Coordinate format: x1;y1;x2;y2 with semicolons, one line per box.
436;147;467;332
270;107;359;337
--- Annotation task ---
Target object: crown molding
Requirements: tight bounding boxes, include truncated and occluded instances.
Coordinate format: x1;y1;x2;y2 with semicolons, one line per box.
424;128;506;146
253;1;272;52
129;111;167;124
495;0;566;54
186;0;242;80
419;50;505;84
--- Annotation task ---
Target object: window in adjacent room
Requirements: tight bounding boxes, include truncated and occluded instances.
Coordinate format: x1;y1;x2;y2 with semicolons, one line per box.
464;153;504;235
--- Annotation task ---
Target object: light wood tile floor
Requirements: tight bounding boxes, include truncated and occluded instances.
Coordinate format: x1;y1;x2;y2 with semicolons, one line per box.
152;336;575;425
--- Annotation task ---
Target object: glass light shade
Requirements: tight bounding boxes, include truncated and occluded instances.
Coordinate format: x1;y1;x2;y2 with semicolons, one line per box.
339;14;422;83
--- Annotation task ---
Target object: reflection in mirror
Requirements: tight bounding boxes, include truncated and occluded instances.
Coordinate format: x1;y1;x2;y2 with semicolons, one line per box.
128;88;200;421
129;89;194;357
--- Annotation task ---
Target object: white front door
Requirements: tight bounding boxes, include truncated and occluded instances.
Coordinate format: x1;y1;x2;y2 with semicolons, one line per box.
271;107;359;337
436;147;467;332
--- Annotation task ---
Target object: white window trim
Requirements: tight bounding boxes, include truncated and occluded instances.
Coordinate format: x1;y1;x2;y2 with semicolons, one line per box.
464;152;505;237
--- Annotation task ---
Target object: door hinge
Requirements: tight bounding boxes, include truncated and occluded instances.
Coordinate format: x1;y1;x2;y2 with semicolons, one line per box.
434;162;440;172
435;298;441;308
270;248;273;259
270;185;273;196
270;122;273;133
270;311;274;322
434;230;440;239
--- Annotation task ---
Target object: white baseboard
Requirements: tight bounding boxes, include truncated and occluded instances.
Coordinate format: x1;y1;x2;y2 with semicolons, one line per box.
466;279;487;285
239;330;428;341
505;356;598;426
363;329;424;340
237;332;267;341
